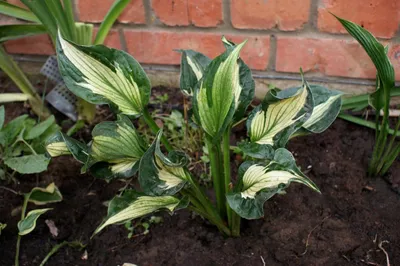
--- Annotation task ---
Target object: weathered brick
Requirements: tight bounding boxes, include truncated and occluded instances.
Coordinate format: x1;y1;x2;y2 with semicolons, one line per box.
124;30;270;70
5;34;54;55
388;45;400;81
152;0;222;27
78;0;145;24
276;37;377;79
318;0;400;39
231;0;310;31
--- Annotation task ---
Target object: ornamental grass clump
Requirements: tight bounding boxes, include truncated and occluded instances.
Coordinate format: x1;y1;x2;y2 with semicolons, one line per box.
46;32;342;237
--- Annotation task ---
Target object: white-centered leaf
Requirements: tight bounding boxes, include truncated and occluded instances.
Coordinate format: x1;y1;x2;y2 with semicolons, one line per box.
45;131;88;163
139;131;189;196
179;50;211;96
18;208;52;235
302;85;342;133
194;42;245;140
227;149;319;219
90;115;147;179
248;84;313;147
57;31;151;116
93;191;188;236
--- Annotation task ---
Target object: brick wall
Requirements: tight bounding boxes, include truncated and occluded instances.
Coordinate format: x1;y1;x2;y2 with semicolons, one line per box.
3;0;400;89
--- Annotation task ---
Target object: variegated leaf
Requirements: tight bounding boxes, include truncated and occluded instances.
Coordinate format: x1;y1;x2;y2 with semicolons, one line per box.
179;50;211;96
237;141;275;160
89;115;147;180
139;131;189;196
45;131;89;163
221;37;255;122
57;31;151;116
93;190;188;236
193;42;245;141
27;182;63;205
248;83;313;148
18;208;52;235
227;149;320;219
302;85;342;133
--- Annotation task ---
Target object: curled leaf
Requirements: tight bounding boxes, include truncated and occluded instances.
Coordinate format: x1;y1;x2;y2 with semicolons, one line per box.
93;190;188;236
139;131;189;196
18;208;52;235
89;115;147;180
227;149;319;219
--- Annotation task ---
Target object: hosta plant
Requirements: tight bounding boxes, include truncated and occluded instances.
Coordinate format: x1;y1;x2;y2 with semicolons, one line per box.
0;106;59;181
46;32;342;237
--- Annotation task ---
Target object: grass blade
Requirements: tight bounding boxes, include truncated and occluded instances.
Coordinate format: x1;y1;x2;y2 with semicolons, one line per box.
21;0;58;42
94;0;130;45
0;1;39;22
0;24;46;42
338;113;400;137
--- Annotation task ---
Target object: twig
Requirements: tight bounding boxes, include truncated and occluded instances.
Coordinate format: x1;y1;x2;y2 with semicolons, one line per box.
260;256;266;266
0;185;18;195
300;216;330;256
378;240;391;266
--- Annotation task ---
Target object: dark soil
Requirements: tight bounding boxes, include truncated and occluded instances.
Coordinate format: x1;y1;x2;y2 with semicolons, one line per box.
1;97;400;266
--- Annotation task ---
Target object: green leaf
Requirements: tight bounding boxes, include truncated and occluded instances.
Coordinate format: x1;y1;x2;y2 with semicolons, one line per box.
20;0;58;40
0;24;47;42
25;115;56;140
227;149;320;219
0;105;4;130
139;131;189;196
237;141;275;160
57;31;151;116
27;182;63;205
94;0;131;45
4;154;50;174
93;191;188;236
248;83;313;148
0;114;28;146
75;22;93;45
221;37;255;122
0;1;40;22
334;15;395;110
45;131;88;163
89;115;147;180
178;49;211;96
302;85;342;133
18;208;52;235
193;41;246;141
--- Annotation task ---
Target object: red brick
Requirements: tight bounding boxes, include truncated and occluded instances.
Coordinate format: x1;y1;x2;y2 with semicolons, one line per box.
152;0;222;27
318;0;400;39
388;45;400;81
6;0;25;9
78;0;145;24
231;0;310;31
93;29;122;49
4;34;54;55
124;30;269;70
276;37;377;79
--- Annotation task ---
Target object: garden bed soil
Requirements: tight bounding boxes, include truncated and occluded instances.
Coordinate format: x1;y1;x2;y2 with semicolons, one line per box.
1;92;400;266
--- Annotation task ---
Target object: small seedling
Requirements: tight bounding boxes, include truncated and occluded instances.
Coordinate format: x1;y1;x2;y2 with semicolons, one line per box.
0;106;59;181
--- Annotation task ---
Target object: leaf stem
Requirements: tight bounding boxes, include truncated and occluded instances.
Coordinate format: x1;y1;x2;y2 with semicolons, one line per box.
142;108;173;152
15;194;29;266
222;128;233;229
39;241;85;266
205;137;225;218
